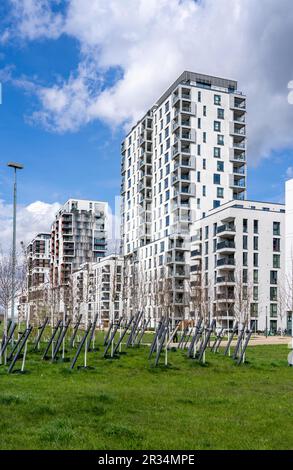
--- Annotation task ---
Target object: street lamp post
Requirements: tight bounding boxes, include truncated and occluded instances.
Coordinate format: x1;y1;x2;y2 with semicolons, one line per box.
7;162;24;332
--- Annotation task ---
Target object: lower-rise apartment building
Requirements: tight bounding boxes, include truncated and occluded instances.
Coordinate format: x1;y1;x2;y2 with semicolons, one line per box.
72;255;123;326
190;200;286;332
285;178;293;334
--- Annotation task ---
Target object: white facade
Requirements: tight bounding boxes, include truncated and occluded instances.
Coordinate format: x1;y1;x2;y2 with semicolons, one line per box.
72;255;123;326
285;179;293;333
25;232;51;322
190;200;286;332
51;199;108;288
121;71;246;321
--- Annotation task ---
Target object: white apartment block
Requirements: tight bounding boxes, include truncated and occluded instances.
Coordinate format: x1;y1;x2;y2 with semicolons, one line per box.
72;255;123;326
190;200;286;333
51;199;108;291
25;233;51;322
285;179;293;334
121;71;247;322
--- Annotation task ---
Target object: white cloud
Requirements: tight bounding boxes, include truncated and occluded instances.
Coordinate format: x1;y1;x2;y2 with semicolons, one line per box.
286;167;293;179
5;0;293;163
0;200;61;252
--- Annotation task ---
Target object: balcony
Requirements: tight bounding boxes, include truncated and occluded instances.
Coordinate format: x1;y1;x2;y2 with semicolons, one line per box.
217;240;236;253
216;275;235;285
174;100;197;117
174;155;196;170
173;182;196;198
172;141;192;158
232;140;246;150
172;115;191;132
217;224;236;235
233;166;245;176
230;149;246;164
172;86;192;106
217;257;235;268
191;249;202;259
174;128;196;143
230;176;246;192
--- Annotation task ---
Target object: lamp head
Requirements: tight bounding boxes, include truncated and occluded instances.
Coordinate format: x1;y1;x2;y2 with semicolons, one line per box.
7;162;24;170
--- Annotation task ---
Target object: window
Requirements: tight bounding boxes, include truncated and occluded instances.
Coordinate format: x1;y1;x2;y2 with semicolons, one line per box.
253;270;259;284
165;101;169;113
205;226;209;239
253;236;259;251
217;161;224;172
203;105;206;116
273;254;280;268
197;144;201;156
165;215;169;227
243;269;248;283
243;235;248;250
273;238;280;252
253;253;259;267
197;171;201;182
203;132;207;143
273;221;280;236
217;135;224;145
270;287;278;301
198;118;201;129
203;185;206;197
214;121;221;132
217;187;224;199
270;304;277;318
203;159;206;169
253;286;258;301
214;147;221;158
253;220;258;234
205;257;208;270
198;91;201;102
243;252;248;266
251;303;258;317
214;94;221;105
270;270;278;285
213;200;220;209
213;174;221;184
243;218;248;233
205;241;208;255
217;108;224;119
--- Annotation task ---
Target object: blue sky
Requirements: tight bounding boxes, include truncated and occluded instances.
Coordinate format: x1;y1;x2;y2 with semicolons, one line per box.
0;0;293;247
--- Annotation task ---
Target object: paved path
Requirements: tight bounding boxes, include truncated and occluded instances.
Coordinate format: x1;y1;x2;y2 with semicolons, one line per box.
170;336;292;349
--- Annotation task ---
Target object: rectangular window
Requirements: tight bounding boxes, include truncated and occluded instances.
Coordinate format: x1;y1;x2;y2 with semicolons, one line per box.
203;132;207;143
217;135;224;145
243;218;248;233
253;236;259;251
198;118;201;129
217;108;224;119
214;147;221;158
270;287;278;301
273;221;280;236
270;270;278;285
253;253;259;267
273;254;280;268
273;238;280;252
253;286;258;301
203;105;206;116
243;269;248;283
217;161;224;172
253;220;258;234
217;187;224;198
243;235;248;250
270;304;277;318
198;91;201;102
243;252;248;266
213;174;221;185
213;200;220;209
214;94;221;105
214;121;221;132
253;270;259;284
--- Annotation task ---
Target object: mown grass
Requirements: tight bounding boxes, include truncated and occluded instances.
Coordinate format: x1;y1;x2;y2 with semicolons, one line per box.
0;332;292;450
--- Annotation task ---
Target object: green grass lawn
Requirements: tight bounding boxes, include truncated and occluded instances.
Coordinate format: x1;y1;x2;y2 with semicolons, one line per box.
0;334;292;450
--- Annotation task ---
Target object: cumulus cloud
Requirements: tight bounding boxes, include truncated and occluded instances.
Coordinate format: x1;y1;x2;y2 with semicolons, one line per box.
4;0;293;163
0;200;61;252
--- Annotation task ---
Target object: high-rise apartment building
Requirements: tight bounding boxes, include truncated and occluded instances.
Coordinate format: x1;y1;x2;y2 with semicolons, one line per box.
120;71;247;322
51;199;108;290
190;200;286;332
